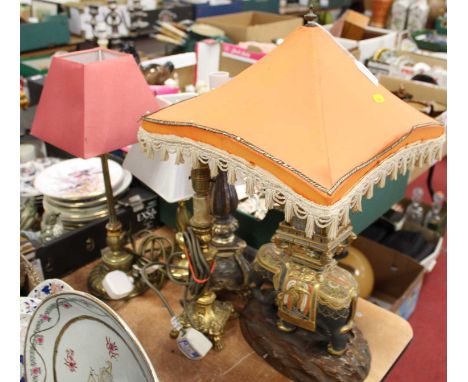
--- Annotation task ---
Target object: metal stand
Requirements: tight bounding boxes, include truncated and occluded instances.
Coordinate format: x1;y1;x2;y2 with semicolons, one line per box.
173;164;233;351
87;154;147;299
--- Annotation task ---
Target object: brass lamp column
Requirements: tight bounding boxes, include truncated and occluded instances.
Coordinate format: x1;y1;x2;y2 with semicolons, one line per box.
175;163;233;351
87;154;147;299
209;171;250;292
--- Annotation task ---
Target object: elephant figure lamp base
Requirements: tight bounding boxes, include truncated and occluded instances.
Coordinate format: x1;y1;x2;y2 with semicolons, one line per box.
240;296;371;382
245;217;371;380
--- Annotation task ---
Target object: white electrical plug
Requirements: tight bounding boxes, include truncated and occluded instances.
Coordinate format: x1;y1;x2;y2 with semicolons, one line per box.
177;328;213;360
102;270;134;300
171;317;212;360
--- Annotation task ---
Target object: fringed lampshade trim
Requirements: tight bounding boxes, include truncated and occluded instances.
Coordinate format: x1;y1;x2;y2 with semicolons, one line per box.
138;127;445;239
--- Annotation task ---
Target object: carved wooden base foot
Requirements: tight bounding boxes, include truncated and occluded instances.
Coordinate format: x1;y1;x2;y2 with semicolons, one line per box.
240;298;371;382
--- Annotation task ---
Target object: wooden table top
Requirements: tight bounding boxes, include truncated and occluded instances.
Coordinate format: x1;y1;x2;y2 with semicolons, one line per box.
63;228;413;382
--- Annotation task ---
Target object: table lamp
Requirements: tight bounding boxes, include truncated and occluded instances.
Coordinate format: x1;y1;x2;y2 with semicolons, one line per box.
136;8;445;380
31;47;159;299
124;146;194;281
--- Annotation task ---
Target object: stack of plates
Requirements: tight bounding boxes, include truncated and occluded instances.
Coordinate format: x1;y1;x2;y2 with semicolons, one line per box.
34;158;132;231
20;157;62;207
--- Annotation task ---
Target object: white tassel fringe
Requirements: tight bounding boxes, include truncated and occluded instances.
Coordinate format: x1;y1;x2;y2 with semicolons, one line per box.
138;128;446;240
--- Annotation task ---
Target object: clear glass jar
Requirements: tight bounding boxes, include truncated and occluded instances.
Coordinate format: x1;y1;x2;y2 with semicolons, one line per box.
424;191;445;231
405;187;425;226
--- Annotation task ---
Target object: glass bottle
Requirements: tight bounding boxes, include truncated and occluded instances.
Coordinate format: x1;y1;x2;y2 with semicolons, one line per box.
390;0;413;32
424;191;445;232
407;0;430;32
405;187;425;226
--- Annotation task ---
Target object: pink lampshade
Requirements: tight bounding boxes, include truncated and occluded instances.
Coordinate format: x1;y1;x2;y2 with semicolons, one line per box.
31;48;159;158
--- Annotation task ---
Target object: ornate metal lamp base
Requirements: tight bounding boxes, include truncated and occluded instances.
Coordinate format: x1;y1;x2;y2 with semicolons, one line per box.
240;297;371;382
173;290;234;351
87;248;148;300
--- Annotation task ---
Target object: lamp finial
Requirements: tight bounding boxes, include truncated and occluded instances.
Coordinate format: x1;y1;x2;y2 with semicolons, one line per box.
304;4;319;27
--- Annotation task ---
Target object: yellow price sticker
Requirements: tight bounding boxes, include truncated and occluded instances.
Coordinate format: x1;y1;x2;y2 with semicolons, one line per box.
373;93;385;103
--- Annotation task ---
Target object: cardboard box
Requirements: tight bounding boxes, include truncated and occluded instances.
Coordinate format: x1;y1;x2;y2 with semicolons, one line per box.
367;50;447;88
353;236;425;320
198;11;303;43
330;9;370;41
325;24;397;62
378;75;447;116
197;39;358;79
378;75;447;158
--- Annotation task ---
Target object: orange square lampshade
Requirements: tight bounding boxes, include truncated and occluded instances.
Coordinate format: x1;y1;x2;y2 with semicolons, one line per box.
31;48;158;159
138;24;445;238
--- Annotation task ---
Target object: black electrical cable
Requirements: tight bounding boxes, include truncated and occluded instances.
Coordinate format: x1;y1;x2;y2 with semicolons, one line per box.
140;261;176;318
182;227;211;298
137;227;213;330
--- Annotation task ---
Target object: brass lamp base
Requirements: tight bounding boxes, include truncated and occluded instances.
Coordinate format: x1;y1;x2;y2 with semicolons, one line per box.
87;154;149;300
87;221;148;300
173;290;234;351
87;258;148;300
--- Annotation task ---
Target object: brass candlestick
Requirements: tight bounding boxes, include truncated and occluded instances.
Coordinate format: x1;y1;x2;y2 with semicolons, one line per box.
174;164;233;351
169;200;191;282
87;154;147;299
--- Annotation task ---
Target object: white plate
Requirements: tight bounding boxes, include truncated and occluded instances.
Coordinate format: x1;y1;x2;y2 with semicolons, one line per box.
44;169;133;210
20;158;62;198
24;291;158;382
34;158;124;200
28;279;73;300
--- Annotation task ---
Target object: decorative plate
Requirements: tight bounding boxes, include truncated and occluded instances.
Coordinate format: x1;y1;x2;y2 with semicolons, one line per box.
28;279;73;300
21;313;34;356
24;291;158;382
20;158;62;198
44;169;132;209
34;158;124;200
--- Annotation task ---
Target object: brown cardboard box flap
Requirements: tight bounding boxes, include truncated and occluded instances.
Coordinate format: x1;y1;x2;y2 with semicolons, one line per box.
379;75;447;106
198;11;303;43
330;10;370;40
353;236;425;314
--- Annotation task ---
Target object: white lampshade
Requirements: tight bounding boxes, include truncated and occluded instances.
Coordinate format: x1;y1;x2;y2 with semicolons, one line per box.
123;145;193;203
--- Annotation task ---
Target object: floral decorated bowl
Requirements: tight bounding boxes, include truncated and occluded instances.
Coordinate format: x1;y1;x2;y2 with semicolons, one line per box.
22;279;73;382
24;291;158;381
20;297;42;315
27;279;73;300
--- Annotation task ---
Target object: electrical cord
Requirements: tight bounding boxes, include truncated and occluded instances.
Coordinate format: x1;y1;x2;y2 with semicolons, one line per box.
141;261;176;318
137;227;216;330
182;227;214;299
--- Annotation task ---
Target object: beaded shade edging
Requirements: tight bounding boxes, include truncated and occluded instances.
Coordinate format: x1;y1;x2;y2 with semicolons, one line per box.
138;127;445;239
